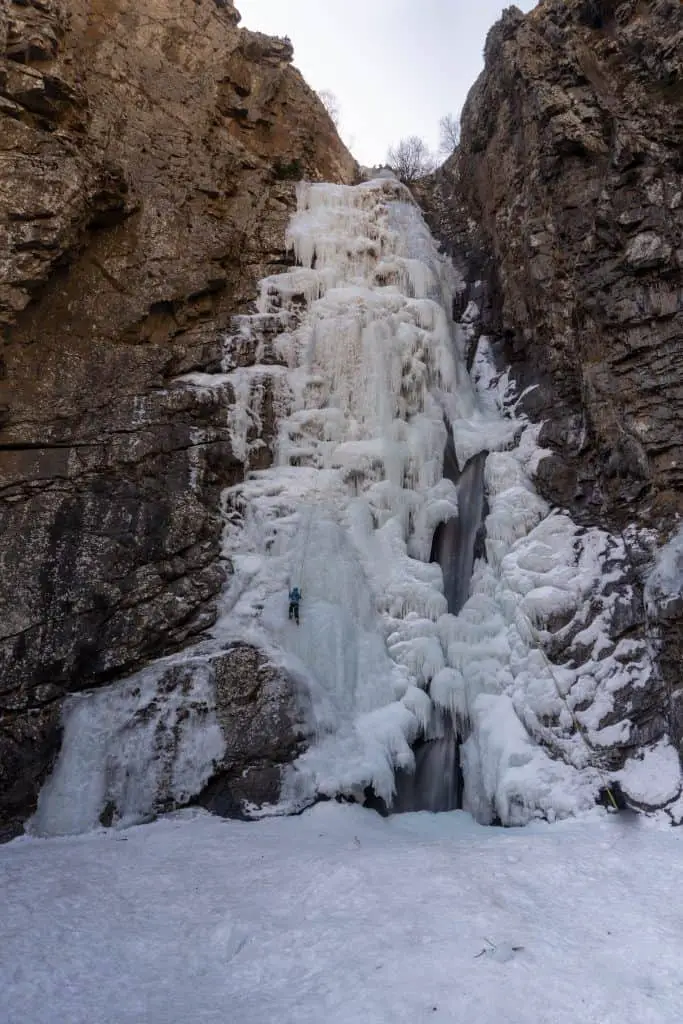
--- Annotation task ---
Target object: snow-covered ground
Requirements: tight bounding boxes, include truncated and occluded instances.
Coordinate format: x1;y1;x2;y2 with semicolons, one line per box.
2;804;683;1024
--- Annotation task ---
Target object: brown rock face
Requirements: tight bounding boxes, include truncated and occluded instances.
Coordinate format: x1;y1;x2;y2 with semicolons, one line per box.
417;0;682;788
0;0;355;834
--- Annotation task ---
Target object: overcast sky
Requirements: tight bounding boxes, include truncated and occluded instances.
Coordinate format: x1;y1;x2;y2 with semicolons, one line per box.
239;0;537;166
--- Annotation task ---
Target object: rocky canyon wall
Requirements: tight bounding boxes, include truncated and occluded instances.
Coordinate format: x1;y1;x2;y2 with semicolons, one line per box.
417;0;682;782
0;0;355;834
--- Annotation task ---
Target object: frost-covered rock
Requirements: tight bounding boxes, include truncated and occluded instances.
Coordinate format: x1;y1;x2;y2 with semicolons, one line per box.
617;741;682;810
624;231;674;271
30;644;306;836
205;643;308;816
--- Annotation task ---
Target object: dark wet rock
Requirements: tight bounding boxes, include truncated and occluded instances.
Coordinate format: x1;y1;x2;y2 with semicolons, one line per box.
198;643;308;816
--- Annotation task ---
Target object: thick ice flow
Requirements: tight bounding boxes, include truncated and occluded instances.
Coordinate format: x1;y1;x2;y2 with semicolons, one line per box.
31;660;224;836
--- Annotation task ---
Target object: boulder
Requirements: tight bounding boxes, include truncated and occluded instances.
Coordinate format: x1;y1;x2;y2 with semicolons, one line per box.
25;642;308;837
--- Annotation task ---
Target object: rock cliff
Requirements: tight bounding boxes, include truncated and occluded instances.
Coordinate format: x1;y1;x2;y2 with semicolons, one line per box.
0;0;355;836
417;0;682;787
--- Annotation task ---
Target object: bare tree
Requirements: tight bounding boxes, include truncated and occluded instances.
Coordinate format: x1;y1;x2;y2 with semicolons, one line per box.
318;89;341;129
386;136;436;184
439;112;461;157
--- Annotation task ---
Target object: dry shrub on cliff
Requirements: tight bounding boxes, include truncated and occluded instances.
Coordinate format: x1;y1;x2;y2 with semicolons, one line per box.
318;89;341;128
439;112;461;156
386;136;436;183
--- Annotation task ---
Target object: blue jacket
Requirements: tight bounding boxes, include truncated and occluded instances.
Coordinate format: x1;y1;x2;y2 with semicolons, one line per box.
289;587;301;604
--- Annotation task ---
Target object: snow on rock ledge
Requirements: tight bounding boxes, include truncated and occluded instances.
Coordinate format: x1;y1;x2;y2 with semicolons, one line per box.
617;741;682;810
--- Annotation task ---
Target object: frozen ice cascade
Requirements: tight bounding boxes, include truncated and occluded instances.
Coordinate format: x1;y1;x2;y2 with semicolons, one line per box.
31;178;682;835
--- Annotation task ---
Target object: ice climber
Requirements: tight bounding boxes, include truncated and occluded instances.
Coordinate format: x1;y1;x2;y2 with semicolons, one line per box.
288;586;302;625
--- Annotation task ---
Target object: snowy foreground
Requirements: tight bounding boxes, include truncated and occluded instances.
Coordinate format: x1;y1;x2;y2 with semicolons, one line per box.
3;804;683;1024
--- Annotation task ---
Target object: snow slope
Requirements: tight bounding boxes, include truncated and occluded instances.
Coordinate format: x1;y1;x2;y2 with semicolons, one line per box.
31;177;681;835
3;804;683;1024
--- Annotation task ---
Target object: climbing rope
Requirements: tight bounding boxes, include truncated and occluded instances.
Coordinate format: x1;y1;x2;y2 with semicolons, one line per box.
518;610;621;811
294;503;315;590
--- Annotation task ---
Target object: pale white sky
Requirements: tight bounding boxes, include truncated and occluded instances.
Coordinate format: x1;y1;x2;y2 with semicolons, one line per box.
239;0;537;165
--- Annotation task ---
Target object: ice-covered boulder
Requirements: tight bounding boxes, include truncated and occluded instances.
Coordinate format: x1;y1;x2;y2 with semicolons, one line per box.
30;644;307;836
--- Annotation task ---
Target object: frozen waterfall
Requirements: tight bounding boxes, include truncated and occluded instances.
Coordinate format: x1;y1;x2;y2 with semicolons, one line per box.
33;175;675;837
394;446;486;814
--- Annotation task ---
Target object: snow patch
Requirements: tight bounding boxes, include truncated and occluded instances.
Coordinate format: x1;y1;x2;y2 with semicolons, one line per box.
617;741;682;807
